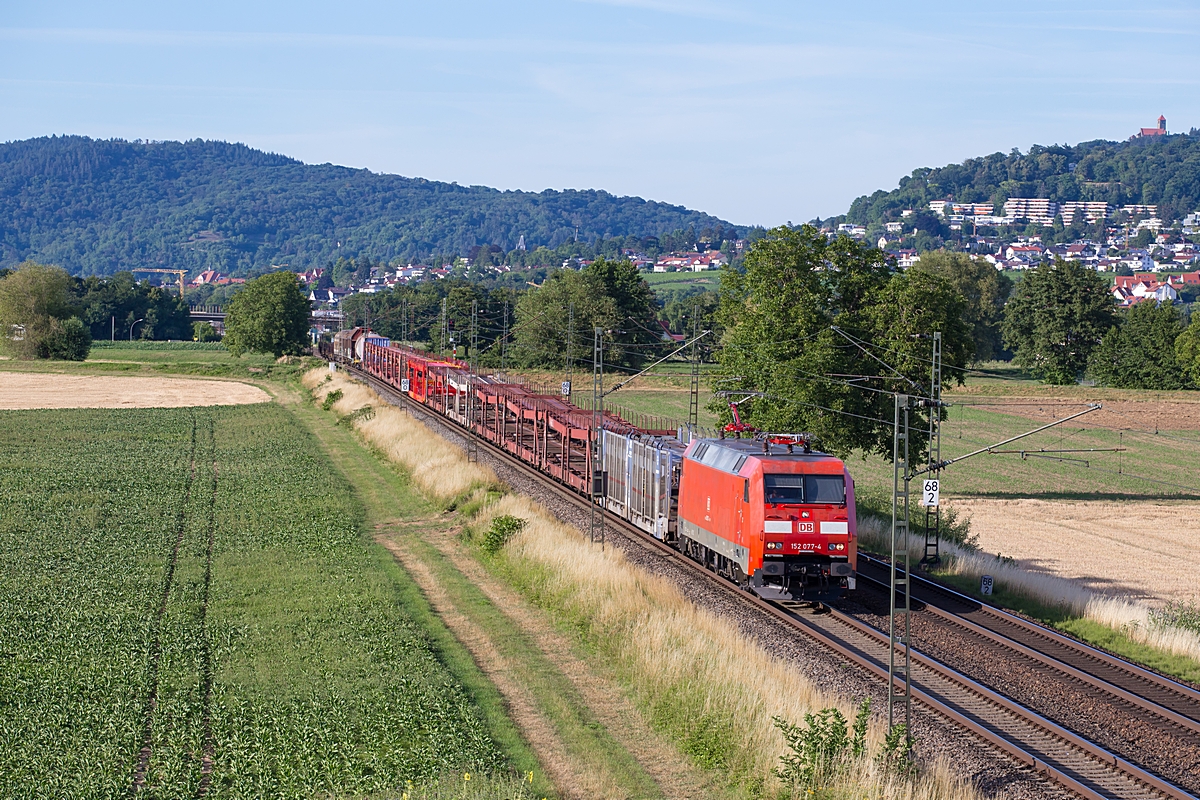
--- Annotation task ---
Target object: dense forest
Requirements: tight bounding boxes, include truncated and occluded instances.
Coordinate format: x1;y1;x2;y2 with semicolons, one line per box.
840;131;1200;228
0;136;739;277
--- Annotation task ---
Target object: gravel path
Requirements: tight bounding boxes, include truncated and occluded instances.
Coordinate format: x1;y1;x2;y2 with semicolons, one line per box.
406;406;1070;800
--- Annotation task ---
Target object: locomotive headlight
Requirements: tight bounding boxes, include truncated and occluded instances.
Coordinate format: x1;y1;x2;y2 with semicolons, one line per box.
829;542;845;551
766;541;782;550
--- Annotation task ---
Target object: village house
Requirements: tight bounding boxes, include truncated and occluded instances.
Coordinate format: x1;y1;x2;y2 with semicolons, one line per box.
190;270;226;286
1112;275;1179;307
309;287;352;306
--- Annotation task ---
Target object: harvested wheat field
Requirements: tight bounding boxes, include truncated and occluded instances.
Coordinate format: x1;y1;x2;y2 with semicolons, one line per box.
943;497;1200;606
0;371;270;409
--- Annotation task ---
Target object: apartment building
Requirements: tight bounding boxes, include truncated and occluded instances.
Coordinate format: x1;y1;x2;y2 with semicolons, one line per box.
1059;201;1109;226
1003;198;1058;224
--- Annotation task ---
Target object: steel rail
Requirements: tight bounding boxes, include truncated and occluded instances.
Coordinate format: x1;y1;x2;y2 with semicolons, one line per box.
345;365;1197;800
858;583;1200;736
858;553;1200;725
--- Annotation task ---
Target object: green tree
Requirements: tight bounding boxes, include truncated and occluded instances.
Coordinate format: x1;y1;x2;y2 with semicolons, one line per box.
586;257;662;367
223;271;310;356
659;290;721;359
513;268;617;369
911;251;1012;362
1002;258;1116;385
75;271;191;341
714;226;970;459
0;262;79;359
1088;301;1188;389
513;258;660;369
1174;313;1200;387
192;321;220;342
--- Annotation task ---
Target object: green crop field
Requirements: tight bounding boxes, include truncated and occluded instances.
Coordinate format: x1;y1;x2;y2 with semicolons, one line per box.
0;403;503;797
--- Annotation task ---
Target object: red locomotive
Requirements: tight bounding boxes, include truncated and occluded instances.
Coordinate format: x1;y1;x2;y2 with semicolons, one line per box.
333;332;857;602
677;435;856;600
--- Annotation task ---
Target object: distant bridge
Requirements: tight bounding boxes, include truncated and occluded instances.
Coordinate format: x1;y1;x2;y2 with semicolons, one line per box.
190;305;226;323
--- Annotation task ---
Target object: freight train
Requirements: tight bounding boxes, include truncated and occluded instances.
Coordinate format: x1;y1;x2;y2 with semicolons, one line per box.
324;327;857;600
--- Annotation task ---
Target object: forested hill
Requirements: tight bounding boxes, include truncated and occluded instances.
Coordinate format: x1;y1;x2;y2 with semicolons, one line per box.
843;131;1200;226
0;136;737;276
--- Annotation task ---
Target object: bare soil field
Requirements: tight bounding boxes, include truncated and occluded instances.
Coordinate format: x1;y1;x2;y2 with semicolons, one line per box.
0;371;269;409
943;497;1200;606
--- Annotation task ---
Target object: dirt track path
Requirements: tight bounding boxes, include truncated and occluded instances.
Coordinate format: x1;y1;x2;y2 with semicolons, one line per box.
377;521;719;800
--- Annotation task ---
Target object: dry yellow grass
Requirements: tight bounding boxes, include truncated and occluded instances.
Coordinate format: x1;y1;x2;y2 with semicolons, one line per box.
477;495;980;798
857;517;1200;663
305;368;982;798
303;368;496;502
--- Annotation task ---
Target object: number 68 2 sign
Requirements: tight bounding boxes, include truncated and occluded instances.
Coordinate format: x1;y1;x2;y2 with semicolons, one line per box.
919;479;940;507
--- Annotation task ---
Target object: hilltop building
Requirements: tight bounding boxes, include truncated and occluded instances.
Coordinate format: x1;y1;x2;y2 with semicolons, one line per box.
1135;116;1167;138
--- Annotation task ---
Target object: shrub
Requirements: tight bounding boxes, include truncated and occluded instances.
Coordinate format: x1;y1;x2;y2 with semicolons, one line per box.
321;389;343;411
773;700;871;789
338;405;375;426
878;723;917;776
1151;601;1200;636
480;515;526;555
42;316;91;361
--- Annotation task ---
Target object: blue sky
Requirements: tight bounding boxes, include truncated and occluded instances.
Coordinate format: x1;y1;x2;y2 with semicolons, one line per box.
2;1;1197;226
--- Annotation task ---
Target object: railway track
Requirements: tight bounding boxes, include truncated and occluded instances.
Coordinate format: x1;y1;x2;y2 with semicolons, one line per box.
349;365;1198;800
856;554;1200;732
850;554;1200;793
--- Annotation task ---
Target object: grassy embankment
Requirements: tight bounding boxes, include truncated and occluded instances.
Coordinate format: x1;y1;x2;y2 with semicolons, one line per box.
306;367;980;800
0;399;543;798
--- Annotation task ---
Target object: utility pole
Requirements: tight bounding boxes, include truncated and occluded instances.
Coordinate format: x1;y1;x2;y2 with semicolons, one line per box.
922;332;943;565
439;298;448;357
468;300;479;462
889;394;913;744
687;302;701;435
564;302;574;399
501;299;509;379
589;327;605;548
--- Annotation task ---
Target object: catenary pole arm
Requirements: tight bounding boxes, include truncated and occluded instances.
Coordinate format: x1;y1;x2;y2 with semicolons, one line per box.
603;330;711;397
911;404;1102;477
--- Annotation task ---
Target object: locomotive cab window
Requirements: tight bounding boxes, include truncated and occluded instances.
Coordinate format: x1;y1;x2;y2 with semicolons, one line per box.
805;475;845;505
763;474;845;505
763;474;804;504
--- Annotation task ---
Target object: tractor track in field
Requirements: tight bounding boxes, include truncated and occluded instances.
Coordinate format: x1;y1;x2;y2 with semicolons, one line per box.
131;414;198;796
349;365;1199;800
196;415;218;797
